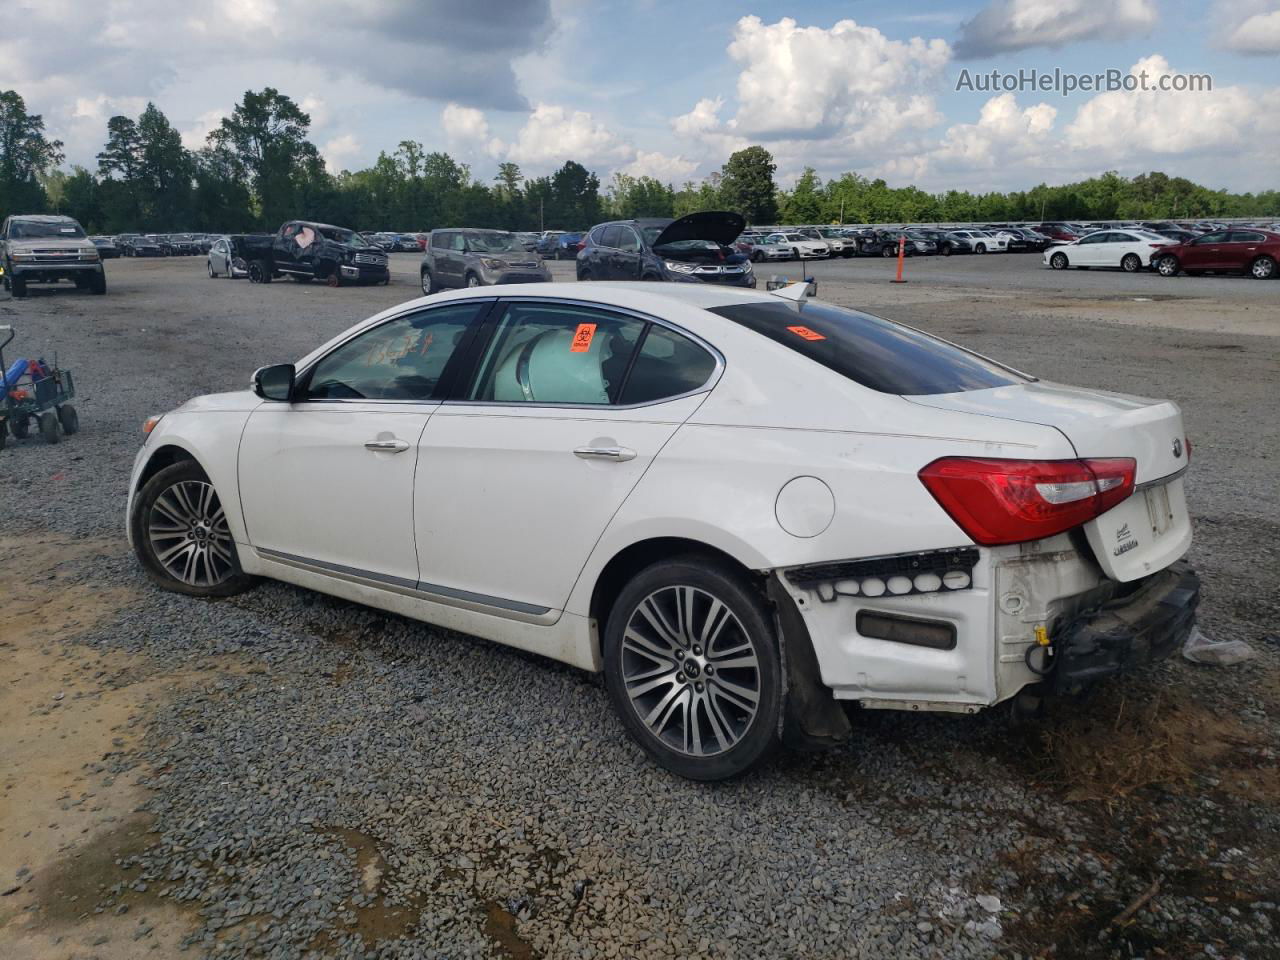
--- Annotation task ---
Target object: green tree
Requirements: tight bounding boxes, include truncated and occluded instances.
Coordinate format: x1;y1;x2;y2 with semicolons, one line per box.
607;173;674;219
548;161;600;229
0;90;63;218
779;167;822;223
718;146;777;224
208;88;320;227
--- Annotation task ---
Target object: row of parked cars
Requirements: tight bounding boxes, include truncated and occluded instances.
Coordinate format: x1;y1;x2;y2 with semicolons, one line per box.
88;233;218;258
1043;225;1280;278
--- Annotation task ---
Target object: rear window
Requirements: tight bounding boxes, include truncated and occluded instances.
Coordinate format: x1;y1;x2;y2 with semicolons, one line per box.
707;300;1025;396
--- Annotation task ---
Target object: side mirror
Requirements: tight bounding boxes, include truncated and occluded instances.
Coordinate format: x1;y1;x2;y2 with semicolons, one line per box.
252;363;295;401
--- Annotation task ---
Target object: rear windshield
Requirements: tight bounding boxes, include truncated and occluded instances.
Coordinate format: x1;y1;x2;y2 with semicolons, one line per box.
707;300;1025;395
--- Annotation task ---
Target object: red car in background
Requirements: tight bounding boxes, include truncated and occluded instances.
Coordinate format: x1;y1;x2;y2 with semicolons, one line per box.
1153;228;1280;279
1031;222;1079;243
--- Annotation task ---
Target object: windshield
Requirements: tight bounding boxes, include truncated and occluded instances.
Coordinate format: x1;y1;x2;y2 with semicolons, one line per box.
318;227;366;248
466;232;523;253
707;300;1025;396
783;234;805;241
11;220;86;240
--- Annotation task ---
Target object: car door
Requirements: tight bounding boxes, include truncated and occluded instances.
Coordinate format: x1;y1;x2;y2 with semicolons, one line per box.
1225;231;1265;272
237;300;489;585
413;298;720;617
1182;231;1228;270
213;239;229;273
432;232;459;287
614;225;643;279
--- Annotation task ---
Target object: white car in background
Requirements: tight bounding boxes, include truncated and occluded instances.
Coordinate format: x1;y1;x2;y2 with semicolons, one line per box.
1045;230;1172;273
127;283;1198;781
949;229;1007;253
766;232;830;259
742;234;792;263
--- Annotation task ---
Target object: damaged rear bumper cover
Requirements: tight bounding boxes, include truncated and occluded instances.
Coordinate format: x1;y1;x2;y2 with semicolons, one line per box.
1051;561;1200;692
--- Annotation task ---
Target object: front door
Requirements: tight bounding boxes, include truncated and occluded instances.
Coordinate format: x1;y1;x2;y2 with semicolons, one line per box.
1181;231;1228;270
238;300;486;584
413;299;719;615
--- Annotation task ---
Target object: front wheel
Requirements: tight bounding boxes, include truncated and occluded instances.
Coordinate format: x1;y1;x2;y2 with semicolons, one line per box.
1049;252;1069;270
420;268;436;294
130;461;255;598
57;404;79;435
9;414;29;440
1121;253;1142;273
465;272;481;288
1250;255;1276;279
603;557;781;781
880;245;894;258
90;273;106;295
39;411;59;444
248;260;272;283
975;243;987;254
1156;255;1180;277
940;245;952;257
208;260;217;278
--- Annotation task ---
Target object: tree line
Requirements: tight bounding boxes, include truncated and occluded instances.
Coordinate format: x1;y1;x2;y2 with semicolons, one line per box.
2;88;1277;236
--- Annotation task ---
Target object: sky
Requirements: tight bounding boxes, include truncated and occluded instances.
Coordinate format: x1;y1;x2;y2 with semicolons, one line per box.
4;0;1279;193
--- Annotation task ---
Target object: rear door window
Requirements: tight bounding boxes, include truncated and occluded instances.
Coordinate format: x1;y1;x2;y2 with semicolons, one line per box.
619;326;717;405
707;300;1024;396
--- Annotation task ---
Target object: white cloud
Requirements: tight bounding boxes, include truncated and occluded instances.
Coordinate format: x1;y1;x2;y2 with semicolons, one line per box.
955;0;1157;59
441;103;490;145
618;150;698;184
321;133;362;172
933;93;1057;168
672;97;725;138
504;103;633;172
1216;0;1280;53
180;109;229;151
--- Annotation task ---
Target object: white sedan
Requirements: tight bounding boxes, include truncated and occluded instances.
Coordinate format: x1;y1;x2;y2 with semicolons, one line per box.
949;230;1007;253
765;232;830;259
1044;229;1171;272
127;283;1199;780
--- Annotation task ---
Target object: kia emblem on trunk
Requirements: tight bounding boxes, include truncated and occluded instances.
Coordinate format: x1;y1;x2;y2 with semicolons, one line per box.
1172;438;1183;458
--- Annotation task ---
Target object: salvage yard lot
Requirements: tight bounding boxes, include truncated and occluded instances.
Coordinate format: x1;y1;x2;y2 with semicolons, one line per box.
1;254;1277;959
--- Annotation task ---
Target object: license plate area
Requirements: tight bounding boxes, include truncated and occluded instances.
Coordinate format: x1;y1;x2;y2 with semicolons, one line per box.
1084;478;1191;583
1145;483;1173;538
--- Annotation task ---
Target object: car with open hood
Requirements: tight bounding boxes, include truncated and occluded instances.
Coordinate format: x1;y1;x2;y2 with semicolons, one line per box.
577;212;756;287
1;214;105;298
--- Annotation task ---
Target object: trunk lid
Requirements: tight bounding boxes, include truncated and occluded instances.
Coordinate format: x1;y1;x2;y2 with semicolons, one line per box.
908;381;1192;582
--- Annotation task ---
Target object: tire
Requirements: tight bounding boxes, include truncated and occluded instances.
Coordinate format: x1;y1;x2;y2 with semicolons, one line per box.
326;272;341;288
10;414;29;439
578;269;591;281
1249;255;1275;279
248;260;272;283
975;243;986;254
465;272;481;288
1156;255;1180;277
58;403;79;435
940;245;952;257
0;424;5;451
750;251;762;263
420;268;436;295
603;556;782;781
1121;253;1142;273
880;245;894;258
10;274;27;298
1049;252;1069;270
90;272;106;295
39;411;59;444
208;260;217;278
129;460;255;598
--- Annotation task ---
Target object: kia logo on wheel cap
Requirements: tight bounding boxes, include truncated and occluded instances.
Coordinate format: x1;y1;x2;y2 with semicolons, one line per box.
1172;438;1183;458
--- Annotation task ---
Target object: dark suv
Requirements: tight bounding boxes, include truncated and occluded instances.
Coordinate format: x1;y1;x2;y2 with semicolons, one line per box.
576;212;755;287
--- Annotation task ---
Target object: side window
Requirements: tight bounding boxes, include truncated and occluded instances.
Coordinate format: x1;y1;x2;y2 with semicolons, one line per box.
619;326;717;405
1194;232;1227;244
469;303;645;405
616;227;641;252
600;226;623;249
304;303;481;401
281;223;300;239
1228;231;1265;243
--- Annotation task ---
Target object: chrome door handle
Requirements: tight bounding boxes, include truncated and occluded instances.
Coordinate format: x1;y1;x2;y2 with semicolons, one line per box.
574;445;636;462
364;439;410;453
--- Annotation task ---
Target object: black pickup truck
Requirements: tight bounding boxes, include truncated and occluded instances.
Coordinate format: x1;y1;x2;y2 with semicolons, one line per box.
241;221;390;286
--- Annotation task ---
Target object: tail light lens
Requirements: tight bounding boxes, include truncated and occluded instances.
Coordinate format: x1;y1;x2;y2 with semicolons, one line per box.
919;457;1136;546
1184;436;1192;463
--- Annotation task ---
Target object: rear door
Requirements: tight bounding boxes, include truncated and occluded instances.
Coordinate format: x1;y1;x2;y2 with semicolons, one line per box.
614;225;643;279
1225;231;1267;272
412;298;720;616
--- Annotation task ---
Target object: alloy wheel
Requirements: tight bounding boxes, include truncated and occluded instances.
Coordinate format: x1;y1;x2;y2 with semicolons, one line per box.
1252;257;1274;279
147;480;236;587
620;585;762;758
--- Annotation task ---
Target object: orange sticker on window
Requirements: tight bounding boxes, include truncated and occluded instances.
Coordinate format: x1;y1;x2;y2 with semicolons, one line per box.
570;322;597;352
787;325;826;341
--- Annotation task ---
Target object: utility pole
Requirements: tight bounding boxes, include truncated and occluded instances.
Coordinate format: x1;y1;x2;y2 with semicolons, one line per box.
540;198;544;233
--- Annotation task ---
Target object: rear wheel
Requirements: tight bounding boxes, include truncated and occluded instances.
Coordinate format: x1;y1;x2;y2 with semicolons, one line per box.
578;269;592;281
1049;252;1069;270
1156;255;1180;277
879;245;894;258
603;557;781;781
130;461;254;598
10;274;27;298
39;411;59;444
1121;253;1142;273
58;403;79;435
248;260;272;283
9;414;29;439
975;243;987;254
1250;255;1276;279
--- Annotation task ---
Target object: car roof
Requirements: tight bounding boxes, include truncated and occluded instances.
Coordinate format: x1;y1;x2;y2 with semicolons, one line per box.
9;214;79;223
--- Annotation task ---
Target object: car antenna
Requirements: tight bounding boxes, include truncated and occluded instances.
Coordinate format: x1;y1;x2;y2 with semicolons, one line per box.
771;281;812;302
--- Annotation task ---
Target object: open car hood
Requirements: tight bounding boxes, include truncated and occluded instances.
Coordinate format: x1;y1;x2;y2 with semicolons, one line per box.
651;211;746;248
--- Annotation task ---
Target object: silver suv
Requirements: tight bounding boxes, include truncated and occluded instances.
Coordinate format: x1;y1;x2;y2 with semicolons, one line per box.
1;215;105;298
420;229;550;293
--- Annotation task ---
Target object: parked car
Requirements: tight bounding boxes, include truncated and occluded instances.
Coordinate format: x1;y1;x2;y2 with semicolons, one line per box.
420;229;551;293
1154;229;1198;245
1032;223;1079;243
240;221;390;286
987;229;1030;252
207;236;251;278
578;213;756;287
901;231;939;255
127;282;1200;780
948;230;1007;253
1152;229;1280;279
763;231;829;260
0;214;105;298
1044;229;1171;272
743;234;792;263
90;236;120;259
933;232;975;256
535;231;565;257
797;228;847;257
169;234;199;256
555;233;584;260
844;229;892;257
1007;227;1051;252
514;232;540;252
360;232;392;251
117;234;162;257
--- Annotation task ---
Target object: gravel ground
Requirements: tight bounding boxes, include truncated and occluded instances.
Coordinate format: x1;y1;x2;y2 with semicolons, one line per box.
0;254;1277;960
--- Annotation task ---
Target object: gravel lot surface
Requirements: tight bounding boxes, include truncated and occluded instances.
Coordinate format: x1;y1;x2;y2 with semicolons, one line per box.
1;253;1277;960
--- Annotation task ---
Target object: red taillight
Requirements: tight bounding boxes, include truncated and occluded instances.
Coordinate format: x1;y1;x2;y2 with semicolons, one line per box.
918;457;1136;546
1184;437;1192;463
